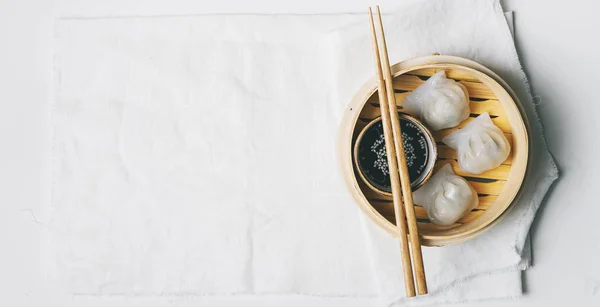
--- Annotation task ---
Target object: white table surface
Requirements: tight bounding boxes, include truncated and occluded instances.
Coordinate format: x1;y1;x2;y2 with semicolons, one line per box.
1;0;599;306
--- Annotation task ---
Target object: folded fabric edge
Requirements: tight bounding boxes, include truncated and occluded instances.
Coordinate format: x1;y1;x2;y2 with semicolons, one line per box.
490;0;560;262
387;266;524;307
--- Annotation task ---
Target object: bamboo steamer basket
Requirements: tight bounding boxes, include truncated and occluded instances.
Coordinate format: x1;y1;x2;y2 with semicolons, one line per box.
339;55;531;246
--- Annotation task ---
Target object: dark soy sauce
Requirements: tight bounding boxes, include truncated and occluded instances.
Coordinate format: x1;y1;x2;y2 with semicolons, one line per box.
357;114;430;193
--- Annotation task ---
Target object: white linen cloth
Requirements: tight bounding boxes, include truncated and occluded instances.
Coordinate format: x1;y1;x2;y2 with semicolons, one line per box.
51;14;378;296
49;0;557;305
329;1;558;305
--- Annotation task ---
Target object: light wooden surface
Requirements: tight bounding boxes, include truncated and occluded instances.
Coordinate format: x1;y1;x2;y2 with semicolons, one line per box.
374;6;427;295
368;7;416;297
339;55;530;246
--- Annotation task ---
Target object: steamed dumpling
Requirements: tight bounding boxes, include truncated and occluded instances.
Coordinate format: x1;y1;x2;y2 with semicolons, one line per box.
443;112;510;174
413;164;478;226
403;71;470;131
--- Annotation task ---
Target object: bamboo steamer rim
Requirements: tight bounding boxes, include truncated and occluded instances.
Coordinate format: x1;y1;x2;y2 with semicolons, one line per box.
338;55;531;246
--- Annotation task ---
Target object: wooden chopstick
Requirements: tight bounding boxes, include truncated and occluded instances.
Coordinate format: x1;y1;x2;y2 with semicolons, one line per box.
368;7;416;298
372;6;429;296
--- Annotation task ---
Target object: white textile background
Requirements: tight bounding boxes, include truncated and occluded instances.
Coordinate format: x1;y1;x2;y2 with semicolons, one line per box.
0;0;560;306
49;1;557;305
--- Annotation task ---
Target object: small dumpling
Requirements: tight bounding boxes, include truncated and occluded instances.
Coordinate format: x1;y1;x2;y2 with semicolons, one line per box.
403;71;470;131
413;164;478;226
443;112;510;174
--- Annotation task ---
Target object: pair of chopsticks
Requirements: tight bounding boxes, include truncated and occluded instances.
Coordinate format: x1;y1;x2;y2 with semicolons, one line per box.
368;6;428;297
